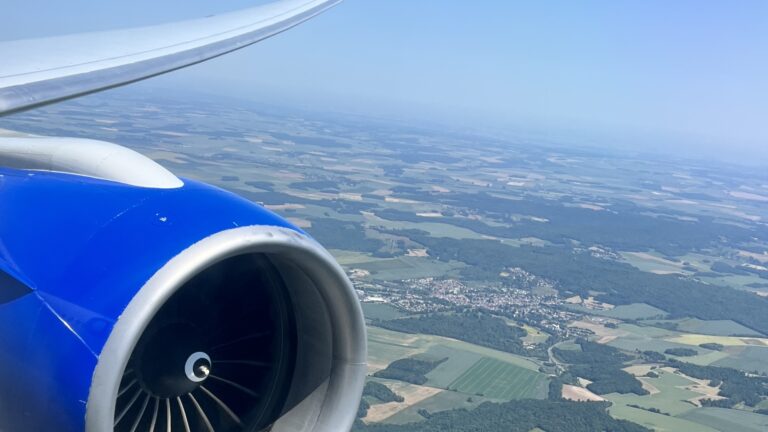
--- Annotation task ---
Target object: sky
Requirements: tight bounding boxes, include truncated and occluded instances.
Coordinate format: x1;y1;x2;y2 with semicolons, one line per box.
1;1;767;162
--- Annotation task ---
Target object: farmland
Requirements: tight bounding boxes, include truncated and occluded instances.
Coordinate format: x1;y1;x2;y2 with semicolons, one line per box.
447;358;549;400
666;334;768;348
8;90;768;432
712;346;768;375
679;408;768;432
660;318;764;337
365;325;550;423
607;403;719;432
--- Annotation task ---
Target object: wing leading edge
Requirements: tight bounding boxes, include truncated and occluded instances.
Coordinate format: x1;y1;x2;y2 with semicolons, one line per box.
0;0;341;116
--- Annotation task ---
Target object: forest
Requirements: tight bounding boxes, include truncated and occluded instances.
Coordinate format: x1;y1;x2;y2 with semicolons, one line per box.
357;382;405;418
554;340;647;395
670;361;768;407
664;347;698;357
353;399;650;432
364;381;404;403
698;343;724;351
374;190;764;256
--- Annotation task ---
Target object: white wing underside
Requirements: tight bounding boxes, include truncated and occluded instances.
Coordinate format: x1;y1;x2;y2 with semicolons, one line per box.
0;0;340;116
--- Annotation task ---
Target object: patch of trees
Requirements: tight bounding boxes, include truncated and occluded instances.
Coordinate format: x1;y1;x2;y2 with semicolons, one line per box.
357;382;405;419
670;360;768;407
554;340;647;396
373;357;448;385
373;311;526;355
700;398;736;408
382;165;404;177
383;230;768;335
554;339;632;365
244;180;274;191
363;381;404;403
376;191;763;256
627;404;670;416
357;399;370;418
572;365;648;396
548;378;564;400
641;351;666;362
417;409;432;419
306;219;385;253
711;261;751;276
699;343;724;351
325;199;380;216
290;180;341;192
664;348;698;357
399;151;462;165
352;399;651;432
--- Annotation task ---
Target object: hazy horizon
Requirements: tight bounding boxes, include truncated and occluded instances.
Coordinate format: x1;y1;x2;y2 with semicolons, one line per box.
2;0;766;164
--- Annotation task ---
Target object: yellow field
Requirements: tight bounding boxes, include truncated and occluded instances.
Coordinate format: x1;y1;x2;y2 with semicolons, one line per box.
363;380;443;423
562;385;605;402
521;324;550;344
666;334;768;347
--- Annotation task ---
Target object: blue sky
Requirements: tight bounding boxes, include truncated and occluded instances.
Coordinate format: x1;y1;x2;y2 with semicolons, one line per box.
2;1;767;162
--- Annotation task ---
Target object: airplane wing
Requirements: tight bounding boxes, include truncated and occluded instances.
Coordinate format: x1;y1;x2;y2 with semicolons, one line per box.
0;2;367;431
0;0;341;116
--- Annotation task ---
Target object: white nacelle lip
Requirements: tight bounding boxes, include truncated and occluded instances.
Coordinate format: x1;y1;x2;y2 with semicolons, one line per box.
87;225;367;432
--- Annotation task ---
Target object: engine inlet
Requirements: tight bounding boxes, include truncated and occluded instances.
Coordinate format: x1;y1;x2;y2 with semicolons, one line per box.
114;254;296;432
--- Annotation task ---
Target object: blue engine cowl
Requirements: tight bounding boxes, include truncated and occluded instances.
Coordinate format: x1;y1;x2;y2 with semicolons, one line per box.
0;167;366;432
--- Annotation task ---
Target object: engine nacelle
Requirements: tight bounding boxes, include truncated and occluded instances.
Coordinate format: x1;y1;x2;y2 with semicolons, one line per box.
0;165;366;431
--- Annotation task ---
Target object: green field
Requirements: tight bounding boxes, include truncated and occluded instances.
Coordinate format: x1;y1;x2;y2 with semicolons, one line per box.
383;390;493;425
664;318;764;337
605;368;726;432
679;408;768;432
671;349;731;366
607;404;719;432
366;326;543;375
712;346;768;374
437;338;542;371
330;249;385;265
603;323;728;366
621;251;689;275
447;358;548;400
367;326;430;372
604;369;702;416
354;256;465;280
619;323;680;338
599;336;676;354
604;303;669;320
564;303;668;320
362;303;408;321
424;345;485;388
